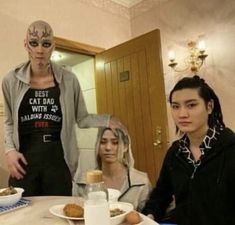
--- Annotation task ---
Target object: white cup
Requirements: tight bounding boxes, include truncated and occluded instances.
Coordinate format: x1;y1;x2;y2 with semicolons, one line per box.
84;199;110;225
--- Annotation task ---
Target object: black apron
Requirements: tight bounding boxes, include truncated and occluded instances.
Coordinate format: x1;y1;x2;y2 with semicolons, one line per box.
9;84;72;196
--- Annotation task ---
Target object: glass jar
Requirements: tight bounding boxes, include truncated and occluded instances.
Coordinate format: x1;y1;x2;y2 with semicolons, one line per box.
84;170;110;225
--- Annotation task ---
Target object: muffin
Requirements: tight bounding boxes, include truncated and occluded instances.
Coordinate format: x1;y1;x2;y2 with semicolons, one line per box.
63;203;84;218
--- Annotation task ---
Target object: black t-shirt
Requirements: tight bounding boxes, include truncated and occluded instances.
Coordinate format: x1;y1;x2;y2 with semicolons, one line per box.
18;85;62;136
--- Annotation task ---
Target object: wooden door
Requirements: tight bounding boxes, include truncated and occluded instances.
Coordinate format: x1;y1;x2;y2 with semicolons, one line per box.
95;29;168;185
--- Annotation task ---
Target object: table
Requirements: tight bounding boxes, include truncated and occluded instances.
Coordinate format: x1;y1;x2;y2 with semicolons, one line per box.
0;196;159;225
0;196;83;225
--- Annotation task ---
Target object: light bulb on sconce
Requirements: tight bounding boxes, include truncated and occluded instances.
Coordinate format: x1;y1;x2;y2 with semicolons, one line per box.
168;50;175;61
168;50;177;68
197;40;208;61
198;40;206;52
168;39;208;73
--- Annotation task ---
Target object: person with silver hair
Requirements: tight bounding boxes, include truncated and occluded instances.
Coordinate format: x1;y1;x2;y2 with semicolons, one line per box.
76;127;152;211
95;128;134;169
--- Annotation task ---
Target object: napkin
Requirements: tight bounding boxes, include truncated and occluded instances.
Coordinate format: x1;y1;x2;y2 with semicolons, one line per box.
0;198;30;215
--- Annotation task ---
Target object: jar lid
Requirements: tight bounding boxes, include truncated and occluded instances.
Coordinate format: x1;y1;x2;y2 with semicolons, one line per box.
86;170;103;183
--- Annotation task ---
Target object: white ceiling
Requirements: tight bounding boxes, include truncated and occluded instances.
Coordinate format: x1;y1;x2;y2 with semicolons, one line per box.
110;0;143;8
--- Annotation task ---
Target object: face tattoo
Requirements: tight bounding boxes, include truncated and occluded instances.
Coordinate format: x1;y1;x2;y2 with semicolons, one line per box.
25;20;54;70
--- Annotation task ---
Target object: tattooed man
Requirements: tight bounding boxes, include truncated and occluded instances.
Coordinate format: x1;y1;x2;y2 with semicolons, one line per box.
2;20;124;196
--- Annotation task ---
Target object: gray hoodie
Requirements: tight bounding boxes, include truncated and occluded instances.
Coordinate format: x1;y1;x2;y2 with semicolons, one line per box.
2;61;110;177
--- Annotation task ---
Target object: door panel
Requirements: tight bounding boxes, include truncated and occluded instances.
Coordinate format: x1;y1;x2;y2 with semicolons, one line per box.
95;29;168;185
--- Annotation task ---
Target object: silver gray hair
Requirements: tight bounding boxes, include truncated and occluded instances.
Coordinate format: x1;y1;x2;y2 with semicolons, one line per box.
95;128;135;168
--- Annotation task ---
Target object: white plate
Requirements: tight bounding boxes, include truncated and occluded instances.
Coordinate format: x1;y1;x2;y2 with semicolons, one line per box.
110;202;134;225
49;204;84;220
0;187;24;207
49;202;134;223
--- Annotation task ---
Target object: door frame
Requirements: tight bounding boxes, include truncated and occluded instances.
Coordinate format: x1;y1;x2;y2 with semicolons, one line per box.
54;36;104;55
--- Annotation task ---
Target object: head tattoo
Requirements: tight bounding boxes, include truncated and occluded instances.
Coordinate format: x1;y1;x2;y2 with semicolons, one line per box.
28;26;39;38
42;26;51;38
25;20;54;69
27;20;54;40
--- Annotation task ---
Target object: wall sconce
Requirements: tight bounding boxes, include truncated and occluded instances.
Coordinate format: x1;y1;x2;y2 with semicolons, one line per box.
168;40;208;73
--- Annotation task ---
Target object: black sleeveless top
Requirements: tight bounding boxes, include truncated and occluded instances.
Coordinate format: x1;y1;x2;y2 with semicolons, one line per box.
18;82;68;169
18;84;62;136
